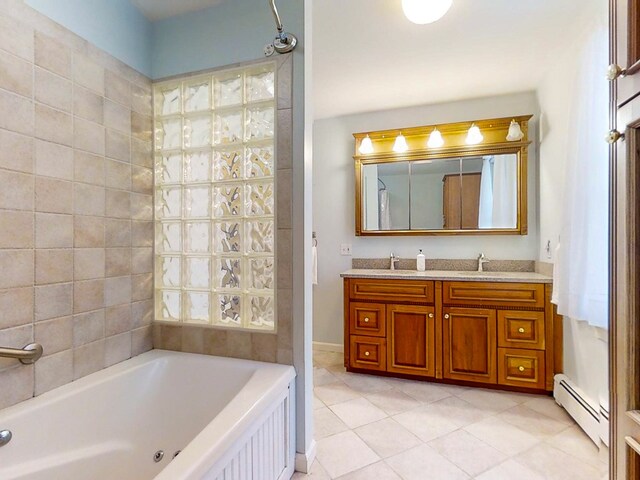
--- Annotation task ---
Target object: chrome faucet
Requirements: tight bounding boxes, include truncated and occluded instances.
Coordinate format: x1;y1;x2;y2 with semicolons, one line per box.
477;253;489;272
390;253;400;270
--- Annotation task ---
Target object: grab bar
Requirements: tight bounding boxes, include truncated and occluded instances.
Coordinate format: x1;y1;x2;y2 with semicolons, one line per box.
0;343;43;364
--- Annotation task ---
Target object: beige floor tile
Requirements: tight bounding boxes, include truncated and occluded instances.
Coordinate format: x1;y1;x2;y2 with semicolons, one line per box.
314;393;326;410
315;406;349;439
393;404;459;442
523;396;574;424
354;418;421;458
332;370;394;394
475;459;545;480
315;382;361;406
329;397;388;429
365;388;422;416
428;429;507;477
316;431;380;478
326;363;347;375
497;404;569;438
314;351;344;368
515;443;604;480
546;425;609;472
463;416;540;456
385;444;470;480
417;395;493;428
387;378;453;404
314;367;340;386
292;459;332;479
336;461;401;480
455;388;519;414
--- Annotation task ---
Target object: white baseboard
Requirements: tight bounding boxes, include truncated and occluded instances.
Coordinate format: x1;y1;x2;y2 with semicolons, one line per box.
313;341;343;353
295;439;317;473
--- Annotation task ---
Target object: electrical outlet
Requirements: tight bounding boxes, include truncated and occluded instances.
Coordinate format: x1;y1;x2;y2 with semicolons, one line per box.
340;244;352;256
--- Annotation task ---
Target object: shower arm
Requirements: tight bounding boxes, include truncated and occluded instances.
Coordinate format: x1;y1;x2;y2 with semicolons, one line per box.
267;0;297;53
269;0;284;34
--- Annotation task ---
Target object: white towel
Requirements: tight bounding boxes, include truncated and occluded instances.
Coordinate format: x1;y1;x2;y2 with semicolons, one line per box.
312;245;318;285
551;243;561;305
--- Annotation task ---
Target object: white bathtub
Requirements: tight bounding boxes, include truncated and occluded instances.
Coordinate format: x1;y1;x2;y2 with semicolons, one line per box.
0;350;296;480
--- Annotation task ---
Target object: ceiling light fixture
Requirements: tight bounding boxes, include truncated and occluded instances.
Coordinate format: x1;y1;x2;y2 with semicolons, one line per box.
427;128;444;148
393;133;409;153
506;119;524;141
401;0;453;25
359;134;374;154
465;124;483;145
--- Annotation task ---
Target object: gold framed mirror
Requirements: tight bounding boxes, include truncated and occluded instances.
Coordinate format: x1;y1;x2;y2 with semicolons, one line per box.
354;115;532;236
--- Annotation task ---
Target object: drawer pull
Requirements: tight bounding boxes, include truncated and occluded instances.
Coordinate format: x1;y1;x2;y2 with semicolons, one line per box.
364;351;370;357
364;317;370;323
518;327;525;333
428;313;434;318
518;365;525;372
444;314;450;319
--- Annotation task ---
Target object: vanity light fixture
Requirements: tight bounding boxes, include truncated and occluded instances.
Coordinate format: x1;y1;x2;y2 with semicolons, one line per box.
427;127;445;148
359;134;374;154
506;119;524;141
465;123;483;145
402;0;453;25
393;133;409;153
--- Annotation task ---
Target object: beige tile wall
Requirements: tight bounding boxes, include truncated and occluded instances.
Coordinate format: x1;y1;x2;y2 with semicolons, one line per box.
0;1;153;409
152;55;294;366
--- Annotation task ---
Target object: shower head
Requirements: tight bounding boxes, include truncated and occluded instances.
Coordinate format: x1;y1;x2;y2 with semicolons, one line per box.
268;0;297;54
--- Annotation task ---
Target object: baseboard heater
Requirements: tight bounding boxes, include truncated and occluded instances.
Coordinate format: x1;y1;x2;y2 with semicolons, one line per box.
554;374;609;447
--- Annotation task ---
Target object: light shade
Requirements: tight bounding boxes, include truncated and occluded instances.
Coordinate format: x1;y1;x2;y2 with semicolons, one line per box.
359;134;374;154
427;128;444;148
465;124;483;145
393;133;409;153
402;0;453;25
506;120;524;141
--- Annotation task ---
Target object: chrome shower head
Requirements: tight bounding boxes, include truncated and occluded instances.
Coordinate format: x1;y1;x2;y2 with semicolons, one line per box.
268;0;297;54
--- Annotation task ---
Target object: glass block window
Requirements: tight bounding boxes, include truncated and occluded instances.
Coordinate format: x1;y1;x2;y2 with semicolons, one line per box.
153;63;276;331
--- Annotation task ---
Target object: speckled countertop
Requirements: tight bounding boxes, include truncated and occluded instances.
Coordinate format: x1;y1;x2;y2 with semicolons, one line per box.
340;269;552;284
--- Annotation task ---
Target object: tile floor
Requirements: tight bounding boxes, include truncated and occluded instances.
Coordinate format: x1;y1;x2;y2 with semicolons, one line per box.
292;351;609;480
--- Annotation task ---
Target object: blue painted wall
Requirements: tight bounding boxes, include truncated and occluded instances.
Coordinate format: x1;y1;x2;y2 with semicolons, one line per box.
25;0;152;77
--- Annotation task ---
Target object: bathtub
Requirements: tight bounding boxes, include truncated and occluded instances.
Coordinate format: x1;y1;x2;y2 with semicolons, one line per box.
0;350;296;480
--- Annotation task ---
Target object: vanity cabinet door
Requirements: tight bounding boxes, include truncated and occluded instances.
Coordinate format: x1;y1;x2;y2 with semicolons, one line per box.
386;304;436;377
443;307;497;384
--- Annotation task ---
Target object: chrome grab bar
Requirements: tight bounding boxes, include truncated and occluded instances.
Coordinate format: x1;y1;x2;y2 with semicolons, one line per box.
0;343;43;364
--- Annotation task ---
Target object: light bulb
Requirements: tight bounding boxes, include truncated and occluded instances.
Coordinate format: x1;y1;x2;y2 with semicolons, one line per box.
506;120;524;141
427;128;444;148
359;134;374;154
402;0;453;25
393;133;409;153
465;124;483;145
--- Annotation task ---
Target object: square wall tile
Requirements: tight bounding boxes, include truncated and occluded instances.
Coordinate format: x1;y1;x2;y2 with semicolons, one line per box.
0;88;33;136
35;67;72;112
35;213;73;248
74;216;105;248
73;339;105;380
0;169;34;210
0;210;33;249
35;32;71;78
35;349;73;395
35;176;73;214
35;140;73;180
73;279;105;313
35;249;73;285
0;287;33;329
35;316;72;356
0;250;34;289
35;104;73;146
0;49;33;98
0;129;33;173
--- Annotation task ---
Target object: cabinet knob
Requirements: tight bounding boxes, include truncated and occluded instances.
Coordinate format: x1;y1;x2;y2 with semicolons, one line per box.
364;351;370;357
444;314;450;319
518;365;525;372
364;317;370;323
428;313;434;318
606;129;624;144
518;327;525;333
607;63;627;81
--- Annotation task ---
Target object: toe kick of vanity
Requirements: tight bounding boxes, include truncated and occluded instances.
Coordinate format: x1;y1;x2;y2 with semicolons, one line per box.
342;274;561;393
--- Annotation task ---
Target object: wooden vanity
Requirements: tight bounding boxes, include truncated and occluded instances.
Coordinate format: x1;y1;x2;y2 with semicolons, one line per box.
342;271;561;393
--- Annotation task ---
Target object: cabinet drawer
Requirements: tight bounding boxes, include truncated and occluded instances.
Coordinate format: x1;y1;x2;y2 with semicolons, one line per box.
350;278;434;303
498;310;545;350
443;282;545;308
349;336;386;371
498;348;545;389
350;302;385;337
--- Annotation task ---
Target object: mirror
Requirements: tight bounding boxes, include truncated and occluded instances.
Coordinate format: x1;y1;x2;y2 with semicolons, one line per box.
354;116;530;236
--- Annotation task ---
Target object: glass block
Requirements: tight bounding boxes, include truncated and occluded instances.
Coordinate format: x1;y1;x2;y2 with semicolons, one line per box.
159;290;181;321
249;258;274;290
245;69;274;103
245;220;274;253
185;222;211;253
245;182;274;216
156;153;182;184
184;80;211;112
215;294;241;326
160;222;181;253
156;118;182;150
249;296;274;328
159;256;180;287
245;145;274;178
213;185;243;218
185;291;210;324
214;148;242;181
157;85;181;116
157;188;182;219
185;151;211;183
214;110;243;145
245;106;274;141
214;221;242;253
215;257;241;289
186;257;210;288
185;187;211;218
184;115;212;148
214;73;242;107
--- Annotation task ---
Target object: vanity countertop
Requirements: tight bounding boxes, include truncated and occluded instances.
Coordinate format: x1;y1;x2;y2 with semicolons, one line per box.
340;269;552;284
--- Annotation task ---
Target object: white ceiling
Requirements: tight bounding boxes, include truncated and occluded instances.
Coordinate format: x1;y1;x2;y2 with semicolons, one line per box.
131;0;224;21
312;0;598;119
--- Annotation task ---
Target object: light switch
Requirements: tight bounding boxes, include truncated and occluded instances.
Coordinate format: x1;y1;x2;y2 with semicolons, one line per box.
340;244;352;256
